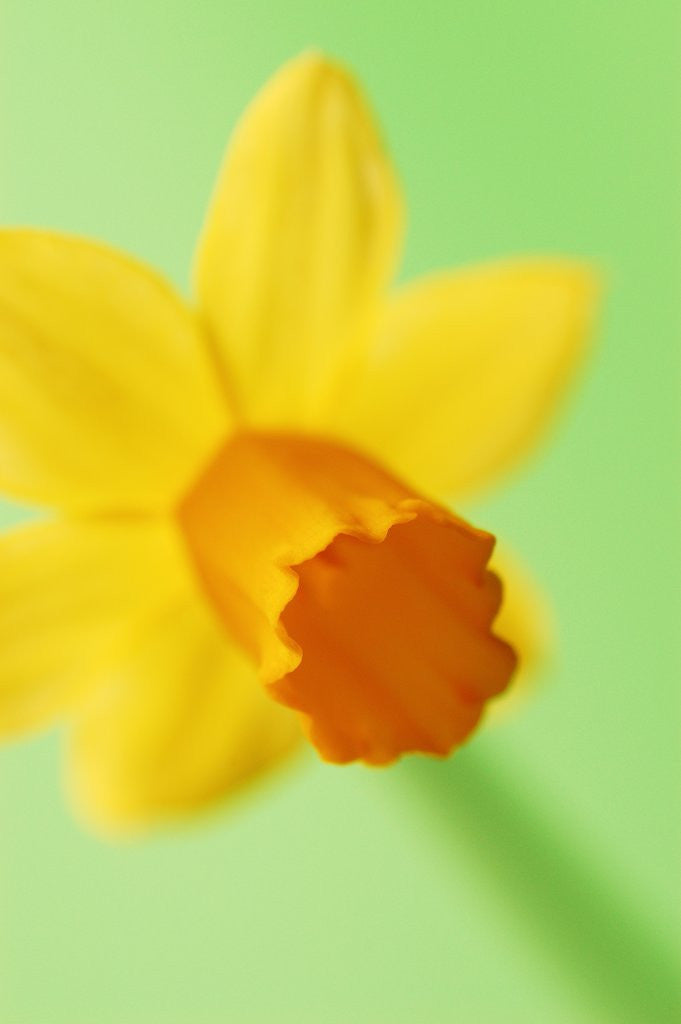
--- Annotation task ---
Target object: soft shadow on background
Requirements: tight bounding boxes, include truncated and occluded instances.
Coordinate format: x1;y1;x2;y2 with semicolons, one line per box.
397;750;680;1024
1;2;679;1023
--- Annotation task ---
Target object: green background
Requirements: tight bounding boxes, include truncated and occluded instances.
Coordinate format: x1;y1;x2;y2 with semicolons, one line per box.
1;2;679;1022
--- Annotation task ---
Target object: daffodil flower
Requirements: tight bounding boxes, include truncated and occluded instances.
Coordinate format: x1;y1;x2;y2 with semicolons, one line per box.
0;53;594;832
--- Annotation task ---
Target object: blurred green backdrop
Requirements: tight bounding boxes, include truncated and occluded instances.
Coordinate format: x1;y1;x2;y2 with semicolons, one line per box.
1;2;679;1022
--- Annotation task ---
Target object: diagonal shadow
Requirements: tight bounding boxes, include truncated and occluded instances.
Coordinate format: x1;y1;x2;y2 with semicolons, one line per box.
396;748;680;1024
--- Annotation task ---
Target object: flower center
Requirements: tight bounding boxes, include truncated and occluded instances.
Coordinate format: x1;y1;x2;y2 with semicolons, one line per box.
178;433;516;763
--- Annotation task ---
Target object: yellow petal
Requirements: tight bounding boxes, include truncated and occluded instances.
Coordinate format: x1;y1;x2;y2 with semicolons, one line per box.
485;545;554;724
180;434;515;765
66;590;302;834
332;260;597;498
195;52;403;426
0;517;193;738
0;230;228;511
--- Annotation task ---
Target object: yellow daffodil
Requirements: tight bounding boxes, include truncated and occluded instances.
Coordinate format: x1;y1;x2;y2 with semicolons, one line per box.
0;53;595;832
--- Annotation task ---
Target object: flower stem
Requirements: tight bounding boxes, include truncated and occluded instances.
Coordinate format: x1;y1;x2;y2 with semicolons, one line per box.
397;748;680;1024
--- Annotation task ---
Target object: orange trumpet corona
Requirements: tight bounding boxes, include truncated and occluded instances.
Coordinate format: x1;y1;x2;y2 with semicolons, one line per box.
180;434;516;764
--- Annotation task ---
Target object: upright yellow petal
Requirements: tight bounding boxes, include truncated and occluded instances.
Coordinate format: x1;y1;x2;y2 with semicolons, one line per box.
0;517;193;738
0;230;228;511
195;52;403;426
67;591;302;834
331;260;597;498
